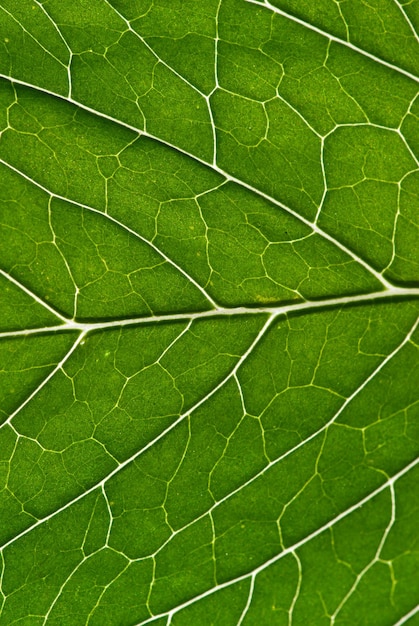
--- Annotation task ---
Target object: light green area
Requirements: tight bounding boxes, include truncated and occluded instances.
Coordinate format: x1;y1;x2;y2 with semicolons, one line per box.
0;160;213;319
0;0;418;624
0;0;69;95
320;126;419;277
0;272;60;331
0;332;76;423
266;0;419;76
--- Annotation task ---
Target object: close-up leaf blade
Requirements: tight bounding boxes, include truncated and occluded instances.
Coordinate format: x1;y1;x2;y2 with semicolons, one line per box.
0;0;418;624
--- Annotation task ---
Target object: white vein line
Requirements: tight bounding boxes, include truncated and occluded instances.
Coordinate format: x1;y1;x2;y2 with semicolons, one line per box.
0;6;68;71
289;552;302;624
43;545;130;626
331;482;396;623
393;604;419;626
0;326;70;339
217;177;397;292
104;0;219;164
140;310;419;561
274;90;321;138
0;316;275;552
325;118;419;173
393;0;419;43
244;0;419;84
2;298;418;549
208;0;222;167
237;575;255;626
0;555;4;614
33;0;73;98
0;6;416;618
2;332;85;430
0;74;397;291
315;135;327;223
78;205;219;309
0;159;219;311
398;93;419;168
42;551;96;625
41;491;119;625
1;316;417;609
137;457;419;625
104;0;207;100
1;288;418;339
0;268;68;323
212;312;419;504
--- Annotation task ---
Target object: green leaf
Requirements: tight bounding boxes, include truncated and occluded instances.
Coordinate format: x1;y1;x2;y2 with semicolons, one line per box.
0;0;418;624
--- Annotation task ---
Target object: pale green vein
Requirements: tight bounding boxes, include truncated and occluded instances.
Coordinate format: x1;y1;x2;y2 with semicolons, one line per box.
245;0;419;83
0;74;399;291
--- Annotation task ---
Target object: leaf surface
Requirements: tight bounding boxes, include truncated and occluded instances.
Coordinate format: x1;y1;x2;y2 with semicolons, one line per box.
0;1;418;624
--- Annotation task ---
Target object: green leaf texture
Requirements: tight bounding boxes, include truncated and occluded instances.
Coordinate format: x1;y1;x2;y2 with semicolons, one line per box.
0;0;418;624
